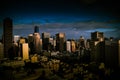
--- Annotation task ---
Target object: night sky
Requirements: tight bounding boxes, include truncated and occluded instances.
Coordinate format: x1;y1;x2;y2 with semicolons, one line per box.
0;0;120;39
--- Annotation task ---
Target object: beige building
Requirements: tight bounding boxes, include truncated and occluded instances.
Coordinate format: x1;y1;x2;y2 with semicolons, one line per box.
33;33;42;53
19;38;26;44
71;40;76;52
22;43;29;60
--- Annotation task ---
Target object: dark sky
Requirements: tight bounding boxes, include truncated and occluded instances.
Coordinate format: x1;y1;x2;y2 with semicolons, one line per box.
0;0;120;39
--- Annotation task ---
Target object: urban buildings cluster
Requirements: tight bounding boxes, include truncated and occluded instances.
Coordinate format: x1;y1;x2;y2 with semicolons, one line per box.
0;17;120;80
0;17;120;69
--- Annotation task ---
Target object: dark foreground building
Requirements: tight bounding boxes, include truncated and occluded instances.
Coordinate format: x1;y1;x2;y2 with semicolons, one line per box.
3;17;13;58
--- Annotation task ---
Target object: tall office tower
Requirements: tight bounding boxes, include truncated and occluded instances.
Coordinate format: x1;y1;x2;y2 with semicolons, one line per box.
71;40;76;52
90;41;105;62
28;34;34;54
79;36;86;48
118;40;120;67
105;40;118;68
49;37;54;46
21;43;29;60
53;38;56;51
91;31;104;41
19;38;26;44
3;17;13;58
66;41;71;52
12;42;19;58
33;33;42;54
18;38;26;57
79;36;86;56
34;26;39;33
42;32;50;51
0;42;4;59
28;34;33;43
40;39;42;49
86;39;91;49
14;35;20;43
49;37;54;51
56;33;66;52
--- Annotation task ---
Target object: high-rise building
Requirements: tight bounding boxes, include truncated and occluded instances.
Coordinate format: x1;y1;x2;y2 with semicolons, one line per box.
86;39;91;49
56;33;66;52
79;36;86;48
66;41;71;52
19;38;26;44
105;40;118;68
71;40;76;52
18;38;26;57
34;26;39;33
79;36;86;56
3;17;13;58
14;35;20;43
90;41;105;62
40;39;42;49
0;42;4;59
42;32;50;51
33;33;42;54
28;34;34;54
118;40;120;67
28;34;33;43
91;31;104;41
49;37;55;51
21;43;29;60
12;42;19;58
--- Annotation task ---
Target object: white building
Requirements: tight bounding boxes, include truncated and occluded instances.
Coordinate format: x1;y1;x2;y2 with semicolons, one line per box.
66;41;71;52
14;35;20;43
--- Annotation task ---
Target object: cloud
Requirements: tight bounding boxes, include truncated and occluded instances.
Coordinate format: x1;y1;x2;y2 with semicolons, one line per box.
13;20;120;39
86;28;117;32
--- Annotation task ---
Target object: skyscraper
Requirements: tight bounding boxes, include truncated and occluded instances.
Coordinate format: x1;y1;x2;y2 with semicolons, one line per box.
105;40;118;68
66;41;71;52
0;42;4;59
14;35;20;43
28;34;34;54
91;31;104;41
71;40;76;52
56;33;66;52
21;43;29;60
118;40;120;67
33;33;42;54
3;17;13;58
42;32;50;51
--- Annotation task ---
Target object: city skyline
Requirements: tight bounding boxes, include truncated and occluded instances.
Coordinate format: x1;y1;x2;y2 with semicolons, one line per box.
0;0;120;39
